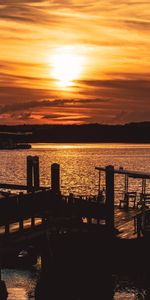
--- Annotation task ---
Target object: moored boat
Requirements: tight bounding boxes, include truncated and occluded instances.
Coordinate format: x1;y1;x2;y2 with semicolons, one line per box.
0;140;31;150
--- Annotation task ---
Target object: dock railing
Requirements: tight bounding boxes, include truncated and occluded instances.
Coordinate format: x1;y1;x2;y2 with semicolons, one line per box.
96;165;150;237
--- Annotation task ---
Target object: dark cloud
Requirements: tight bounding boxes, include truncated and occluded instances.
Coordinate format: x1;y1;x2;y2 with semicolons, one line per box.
122;19;150;31
0;1;72;25
11;112;32;120
79;78;150;89
0;100;62;114
78;78;150;102
0;98;110;114
41;113;91;123
0;86;52;104
41;114;60;119
0;71;53;84
115;110;150;124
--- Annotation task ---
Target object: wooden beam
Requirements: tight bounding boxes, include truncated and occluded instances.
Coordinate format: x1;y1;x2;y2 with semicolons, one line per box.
105;165;114;233
51;163;60;193
27;156;33;192
96;166;150;179
0;183;46;191
33;156;40;190
0;183;27;190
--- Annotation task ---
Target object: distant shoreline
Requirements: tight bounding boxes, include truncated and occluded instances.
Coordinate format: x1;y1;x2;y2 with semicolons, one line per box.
31;141;150;145
0;122;150;144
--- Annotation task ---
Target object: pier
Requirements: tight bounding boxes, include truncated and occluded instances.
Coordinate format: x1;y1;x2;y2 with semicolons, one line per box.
0;158;112;242
0;157;150;242
1;156;150;299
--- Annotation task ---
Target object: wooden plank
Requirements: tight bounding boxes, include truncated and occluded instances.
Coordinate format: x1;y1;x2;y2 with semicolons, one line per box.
0;183;46;190
115;207;139;239
0;183;28;190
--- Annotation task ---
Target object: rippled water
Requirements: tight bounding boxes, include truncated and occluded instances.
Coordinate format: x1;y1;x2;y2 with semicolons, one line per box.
1;143;150;197
1;143;150;299
2;268;38;300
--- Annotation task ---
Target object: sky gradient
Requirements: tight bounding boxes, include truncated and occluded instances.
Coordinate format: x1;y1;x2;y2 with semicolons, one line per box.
0;0;150;124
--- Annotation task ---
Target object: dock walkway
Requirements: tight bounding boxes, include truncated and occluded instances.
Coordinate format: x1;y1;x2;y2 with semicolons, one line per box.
115;207;139;239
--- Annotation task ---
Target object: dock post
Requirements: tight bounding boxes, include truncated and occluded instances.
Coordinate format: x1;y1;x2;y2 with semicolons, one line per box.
51;163;60;193
33;156;40;191
106;165;114;234
0;279;8;300
31;216;35;228
19;219;24;232
42;217;46;226
5;224;10;235
27;156;33;193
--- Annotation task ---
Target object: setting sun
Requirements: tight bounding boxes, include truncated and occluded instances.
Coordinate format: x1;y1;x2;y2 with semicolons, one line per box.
50;47;84;88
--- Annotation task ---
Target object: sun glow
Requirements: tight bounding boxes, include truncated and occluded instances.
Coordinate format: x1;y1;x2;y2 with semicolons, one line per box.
51;47;84;88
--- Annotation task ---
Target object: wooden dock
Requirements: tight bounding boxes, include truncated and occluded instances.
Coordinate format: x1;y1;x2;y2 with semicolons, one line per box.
0;157;149;242
1;156;150;299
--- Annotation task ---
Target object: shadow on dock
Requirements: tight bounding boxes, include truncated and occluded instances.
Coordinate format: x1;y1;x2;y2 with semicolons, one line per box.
35;233;114;300
35;232;150;300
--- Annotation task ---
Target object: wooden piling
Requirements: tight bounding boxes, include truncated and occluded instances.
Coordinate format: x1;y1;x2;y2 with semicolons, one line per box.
5;224;10;235
33;156;40;190
27;156;33;193
105;165;114;233
42;217;46;226
51;163;60;193
19;220;24;232
0;280;8;300
68;193;74;204
31;217;35;228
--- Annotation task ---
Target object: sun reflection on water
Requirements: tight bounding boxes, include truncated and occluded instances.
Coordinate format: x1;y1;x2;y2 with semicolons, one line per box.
32;143;150;149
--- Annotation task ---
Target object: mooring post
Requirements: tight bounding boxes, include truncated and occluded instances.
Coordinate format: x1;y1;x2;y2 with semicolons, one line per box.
106;165;114;234
51;163;60;193
33;156;40;191
68;193;74;204
42;217;46;226
0;279;8;300
27;156;33;193
5;224;10;235
31;216;35;228
19;219;24;232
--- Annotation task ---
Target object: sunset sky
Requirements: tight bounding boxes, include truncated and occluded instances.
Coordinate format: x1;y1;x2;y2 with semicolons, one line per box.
0;0;150;124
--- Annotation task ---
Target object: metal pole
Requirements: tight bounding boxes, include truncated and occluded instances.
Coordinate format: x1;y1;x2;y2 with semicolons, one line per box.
125;175;129;210
98;170;101;192
144;179;146;194
125;174;128;193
